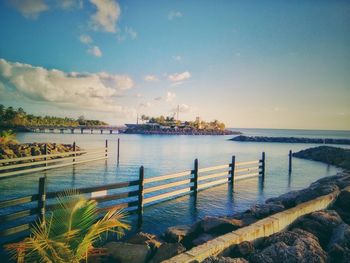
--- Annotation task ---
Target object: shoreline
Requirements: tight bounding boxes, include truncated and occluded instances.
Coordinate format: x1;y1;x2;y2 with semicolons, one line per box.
230;135;350;145
97;146;350;262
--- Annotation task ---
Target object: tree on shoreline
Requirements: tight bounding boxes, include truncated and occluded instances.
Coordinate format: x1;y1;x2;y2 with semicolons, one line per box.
0;104;108;128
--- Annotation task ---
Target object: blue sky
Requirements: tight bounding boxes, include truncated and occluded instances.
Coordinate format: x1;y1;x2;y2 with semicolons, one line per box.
0;0;349;130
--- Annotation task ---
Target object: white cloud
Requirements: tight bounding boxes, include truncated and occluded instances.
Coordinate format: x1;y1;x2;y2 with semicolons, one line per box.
0;58;134;113
125;26;137;39
168;11;182;20
59;0;83;10
144;75;159;82
80;34;93;44
172;55;182;61
9;0;49;19
168;71;191;82
165;92;176;102
88;46;102;57
90;0;120;33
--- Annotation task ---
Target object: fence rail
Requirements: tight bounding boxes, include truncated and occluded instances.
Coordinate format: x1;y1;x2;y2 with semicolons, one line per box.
0;152;265;243
0;141;109;179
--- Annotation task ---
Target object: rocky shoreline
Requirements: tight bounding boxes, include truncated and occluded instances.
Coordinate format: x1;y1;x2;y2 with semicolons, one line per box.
93;146;350;263
96;174;350;262
230;135;350;145
0;143;81;161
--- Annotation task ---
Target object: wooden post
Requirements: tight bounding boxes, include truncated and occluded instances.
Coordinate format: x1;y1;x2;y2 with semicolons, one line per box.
100;129;103;134
73;141;76;163
38;176;47;224
117;138;120;166
288;150;292;173
138;166;144;227
230;155;236;187
105;140;108;157
191;159;199;194
44;143;48;167
261;152;266;181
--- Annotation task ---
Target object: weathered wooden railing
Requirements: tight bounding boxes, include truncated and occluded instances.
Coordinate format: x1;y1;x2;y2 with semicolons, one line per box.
0;152;265;244
0;140;109;179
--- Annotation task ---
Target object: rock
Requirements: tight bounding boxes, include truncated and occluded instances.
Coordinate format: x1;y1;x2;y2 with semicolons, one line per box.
249;203;285;219
192;233;216;246
250;228;327;263
295;183;340;205
149;243;186;263
164;225;191;243
290;210;343;248
200;216;244;234
230;241;255;258
328;223;350;250
203;256;248;263
126;232;162;251
104;242;151;263
266;190;301;208
334;190;350;211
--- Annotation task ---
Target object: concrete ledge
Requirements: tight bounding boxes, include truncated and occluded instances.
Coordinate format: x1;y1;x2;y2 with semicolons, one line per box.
163;190;339;263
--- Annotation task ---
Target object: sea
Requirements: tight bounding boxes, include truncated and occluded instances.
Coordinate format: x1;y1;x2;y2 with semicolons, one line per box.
1;128;350;237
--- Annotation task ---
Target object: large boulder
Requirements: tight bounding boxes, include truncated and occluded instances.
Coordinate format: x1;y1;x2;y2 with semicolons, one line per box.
203;256;248;263
290;210;343;248
192;233;217;246
104;242;151;263
163;225;191;243
126;232;162;251
266;190;301;208
249;228;327;263
230;241;255;258
249;203;285;219
149;243;186;263
200;216;244;234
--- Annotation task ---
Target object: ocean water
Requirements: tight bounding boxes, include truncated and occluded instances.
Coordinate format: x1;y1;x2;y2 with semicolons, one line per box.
1;128;349;237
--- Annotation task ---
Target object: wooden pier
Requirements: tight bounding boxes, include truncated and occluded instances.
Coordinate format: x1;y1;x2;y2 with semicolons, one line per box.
28;125;126;135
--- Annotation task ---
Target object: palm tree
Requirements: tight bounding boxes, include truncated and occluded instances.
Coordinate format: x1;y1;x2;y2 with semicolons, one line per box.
6;190;130;263
0;130;18;144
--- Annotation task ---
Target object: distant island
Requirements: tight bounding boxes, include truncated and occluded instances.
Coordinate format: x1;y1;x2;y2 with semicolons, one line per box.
124;115;240;135
0;104;108;131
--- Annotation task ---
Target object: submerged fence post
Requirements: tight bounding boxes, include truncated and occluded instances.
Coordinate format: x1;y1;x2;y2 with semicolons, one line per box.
138;166;144;228
73;141;76;163
191;159;199;194
261;152;266;181
38;176;47;225
117;138;120;166
44;143;48;167
289;150;292;173
230;155;236;187
105;140;108;158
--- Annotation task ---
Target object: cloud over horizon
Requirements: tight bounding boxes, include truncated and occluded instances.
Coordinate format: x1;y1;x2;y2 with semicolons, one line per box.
0;58;133;114
168;71;191;82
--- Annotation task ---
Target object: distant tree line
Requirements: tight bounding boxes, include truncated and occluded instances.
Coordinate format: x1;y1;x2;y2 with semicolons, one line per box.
0;104;108;129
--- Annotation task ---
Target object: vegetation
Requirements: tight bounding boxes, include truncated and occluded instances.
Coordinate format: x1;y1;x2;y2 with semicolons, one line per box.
140;115;226;130
6;190;130;263
0;104;108;129
0;129;18;144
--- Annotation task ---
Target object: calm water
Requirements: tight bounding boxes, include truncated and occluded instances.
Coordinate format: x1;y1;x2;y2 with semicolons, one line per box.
1;128;350;237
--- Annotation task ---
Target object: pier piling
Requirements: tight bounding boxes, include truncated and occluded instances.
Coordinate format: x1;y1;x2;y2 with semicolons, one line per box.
38;176;47;225
138;166;144;228
289;150;292;173
230;155;236;187
117;138;120;166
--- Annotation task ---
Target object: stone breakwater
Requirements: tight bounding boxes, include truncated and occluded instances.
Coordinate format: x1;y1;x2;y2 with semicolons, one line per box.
230;135;350;145
0;143;81;161
96;172;350;263
293;146;350;171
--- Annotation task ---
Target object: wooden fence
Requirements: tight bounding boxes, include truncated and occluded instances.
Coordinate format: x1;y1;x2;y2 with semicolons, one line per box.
0;140;109;179
0;152;265;244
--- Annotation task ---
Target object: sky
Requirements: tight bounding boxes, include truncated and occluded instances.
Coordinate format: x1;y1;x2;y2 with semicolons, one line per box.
0;0;349;130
